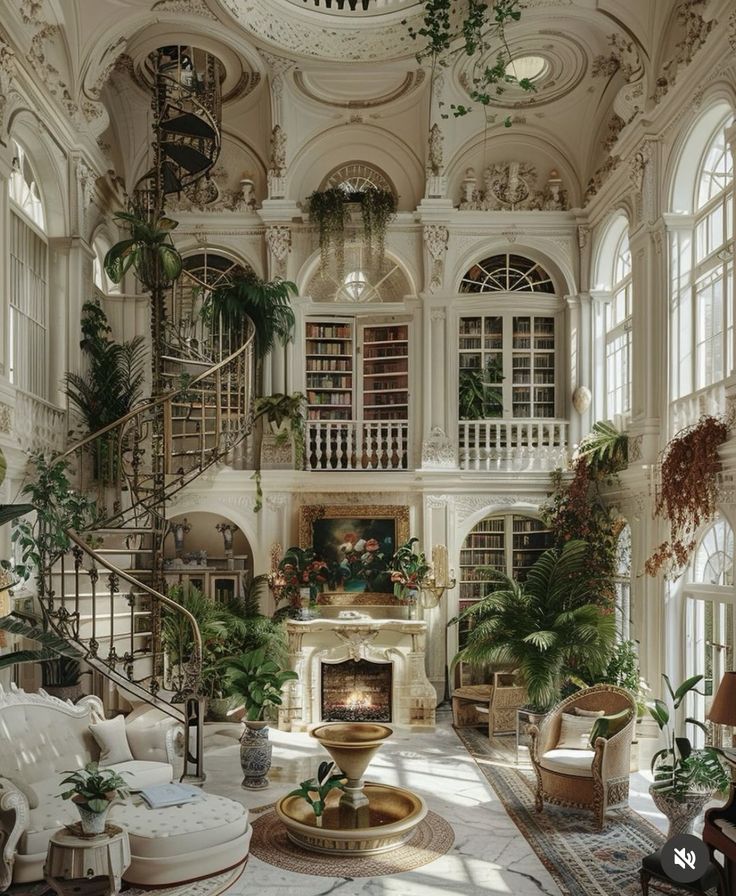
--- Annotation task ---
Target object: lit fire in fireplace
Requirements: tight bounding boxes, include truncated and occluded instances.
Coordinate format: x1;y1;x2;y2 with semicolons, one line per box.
346;691;372;710
321;659;392;723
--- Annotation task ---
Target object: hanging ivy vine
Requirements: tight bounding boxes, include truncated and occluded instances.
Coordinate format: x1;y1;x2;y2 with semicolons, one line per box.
404;0;534;123
360;188;397;269
645;415;729;577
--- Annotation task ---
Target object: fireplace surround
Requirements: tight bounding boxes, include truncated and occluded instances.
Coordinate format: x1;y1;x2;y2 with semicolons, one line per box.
278;618;436;730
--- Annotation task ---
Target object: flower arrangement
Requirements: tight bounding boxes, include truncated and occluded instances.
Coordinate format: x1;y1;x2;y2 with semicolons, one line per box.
645;415;729;577
388;537;430;602
274;546;329;606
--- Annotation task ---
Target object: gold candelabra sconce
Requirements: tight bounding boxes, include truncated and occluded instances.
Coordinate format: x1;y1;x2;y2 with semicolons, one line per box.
419;544;456;609
267;543;287;603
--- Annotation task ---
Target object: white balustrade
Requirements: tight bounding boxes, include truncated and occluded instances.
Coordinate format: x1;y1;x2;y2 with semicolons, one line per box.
670;383;725;435
14;389;67;455
458;419;568;472
307;420;408;471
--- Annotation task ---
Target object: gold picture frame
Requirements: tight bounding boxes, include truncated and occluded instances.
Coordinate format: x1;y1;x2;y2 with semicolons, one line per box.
298;504;410;604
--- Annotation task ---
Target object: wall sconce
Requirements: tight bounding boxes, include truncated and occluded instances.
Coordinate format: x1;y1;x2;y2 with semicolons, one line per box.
267;543;287;603
420;544;457;609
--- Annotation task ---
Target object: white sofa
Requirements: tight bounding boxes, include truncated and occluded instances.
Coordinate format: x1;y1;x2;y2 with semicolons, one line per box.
0;685;179;888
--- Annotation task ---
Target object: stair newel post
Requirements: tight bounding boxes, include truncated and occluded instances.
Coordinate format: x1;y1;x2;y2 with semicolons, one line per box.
181;693;206;784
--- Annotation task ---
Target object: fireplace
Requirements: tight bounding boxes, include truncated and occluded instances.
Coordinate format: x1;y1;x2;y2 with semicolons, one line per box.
321;658;392;722
278;619;436;730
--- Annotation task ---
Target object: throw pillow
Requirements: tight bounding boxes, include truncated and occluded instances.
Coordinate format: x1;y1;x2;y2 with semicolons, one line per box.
588;709;633;746
556;712;597;750
573;707;605;718
89;714;134;767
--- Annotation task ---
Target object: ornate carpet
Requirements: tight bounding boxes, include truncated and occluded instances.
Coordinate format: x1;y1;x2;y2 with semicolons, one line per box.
454;727;712;896
249;809;454;877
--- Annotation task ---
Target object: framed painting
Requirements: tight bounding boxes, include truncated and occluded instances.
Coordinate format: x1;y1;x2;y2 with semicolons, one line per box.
299;504;410;601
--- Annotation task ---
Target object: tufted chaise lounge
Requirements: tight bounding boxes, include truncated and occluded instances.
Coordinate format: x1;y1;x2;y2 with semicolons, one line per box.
0;685;251;889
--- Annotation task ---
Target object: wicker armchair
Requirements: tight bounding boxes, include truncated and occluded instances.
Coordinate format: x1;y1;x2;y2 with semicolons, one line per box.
528;684;636;830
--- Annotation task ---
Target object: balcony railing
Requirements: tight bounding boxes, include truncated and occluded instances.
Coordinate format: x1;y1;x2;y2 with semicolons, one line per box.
15;390;67;455
306;420;408;471
458;419;568;472
670;382;726;435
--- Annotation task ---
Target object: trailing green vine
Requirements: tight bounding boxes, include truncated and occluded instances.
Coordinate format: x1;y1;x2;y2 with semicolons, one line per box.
308;188;348;276
405;0;534;123
360;188;397;268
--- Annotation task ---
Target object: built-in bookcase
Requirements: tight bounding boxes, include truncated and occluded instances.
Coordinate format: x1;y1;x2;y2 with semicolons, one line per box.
457;514;553;645
305;319;410;423
459;314;557;418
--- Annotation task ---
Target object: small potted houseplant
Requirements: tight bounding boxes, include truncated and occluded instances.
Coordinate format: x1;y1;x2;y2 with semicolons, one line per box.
221;647;298;789
59;761;129;834
287;761;347;828
647;673;729;836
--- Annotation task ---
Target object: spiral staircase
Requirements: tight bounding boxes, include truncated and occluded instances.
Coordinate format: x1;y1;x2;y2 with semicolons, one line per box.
30;46;243;782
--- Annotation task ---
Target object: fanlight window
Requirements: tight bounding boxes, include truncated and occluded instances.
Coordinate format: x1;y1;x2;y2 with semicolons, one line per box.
322;163;394;196
460;254;555;294
307;245;409;303
167;250;253;360
697;126;734;210
9;139;45;230
691;519;734;587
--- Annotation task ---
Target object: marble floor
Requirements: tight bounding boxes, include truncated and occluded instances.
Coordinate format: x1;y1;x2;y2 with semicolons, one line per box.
198;709;670;896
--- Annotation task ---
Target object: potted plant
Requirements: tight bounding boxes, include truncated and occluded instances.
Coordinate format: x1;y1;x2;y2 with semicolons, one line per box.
0;613;85;696
387;537;430;616
220;647;298;789
287;761;346;828
254;392;306;466
647;673;729;836
449;540;616;714
59;761;130;834
459;358;504;420
103;210;183;290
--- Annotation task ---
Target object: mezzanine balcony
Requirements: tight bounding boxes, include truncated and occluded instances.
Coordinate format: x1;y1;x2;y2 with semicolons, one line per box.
458;418;569;472
306;419;408;471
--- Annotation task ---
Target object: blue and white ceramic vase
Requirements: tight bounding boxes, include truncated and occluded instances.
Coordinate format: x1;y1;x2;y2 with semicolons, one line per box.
240;721;273;790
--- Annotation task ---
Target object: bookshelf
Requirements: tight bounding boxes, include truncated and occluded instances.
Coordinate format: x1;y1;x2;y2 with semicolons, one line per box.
458;514;553;646
362;324;409;422
459;314;557;418
512;316;555;418
305;319;354;421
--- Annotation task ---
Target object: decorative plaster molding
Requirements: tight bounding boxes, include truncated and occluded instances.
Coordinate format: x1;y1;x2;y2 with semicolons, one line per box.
585;155;621;202
651;0;715;105
424;225;448;293
152;0;217;18
459;162;568;211
454;494;546;522
421;427;456;469
265;224;291;278
592;33;646;126
0;403;12;434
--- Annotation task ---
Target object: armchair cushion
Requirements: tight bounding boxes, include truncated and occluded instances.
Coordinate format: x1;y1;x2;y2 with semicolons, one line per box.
588;709;632;746
89;715;134;767
557;712;598;750
540;748;595;776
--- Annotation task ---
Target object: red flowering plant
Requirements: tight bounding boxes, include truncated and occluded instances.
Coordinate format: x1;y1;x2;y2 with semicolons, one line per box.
387;537;430;603
541;421;628;608
275;547;329;610
332;532;391;592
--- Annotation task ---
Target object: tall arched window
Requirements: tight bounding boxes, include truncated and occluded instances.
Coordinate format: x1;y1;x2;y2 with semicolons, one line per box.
593;215;632;421
8;138;48;399
670;110;734;414
684;517;735;746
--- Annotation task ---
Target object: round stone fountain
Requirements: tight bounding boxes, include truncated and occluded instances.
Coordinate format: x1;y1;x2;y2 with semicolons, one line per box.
276;722;428;855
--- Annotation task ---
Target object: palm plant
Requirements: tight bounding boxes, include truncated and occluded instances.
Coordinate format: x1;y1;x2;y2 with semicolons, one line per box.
220;574;288;667
103;210;183;289
576;420;628;478
0;613;83;672
65;302;147;482
200;270;297;361
450;540;617;711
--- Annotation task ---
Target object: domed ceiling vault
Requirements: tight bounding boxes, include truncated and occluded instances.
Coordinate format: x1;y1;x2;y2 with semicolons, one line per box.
2;0;719;211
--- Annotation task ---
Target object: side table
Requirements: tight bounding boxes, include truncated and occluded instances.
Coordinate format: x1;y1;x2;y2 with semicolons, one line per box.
45;823;131;896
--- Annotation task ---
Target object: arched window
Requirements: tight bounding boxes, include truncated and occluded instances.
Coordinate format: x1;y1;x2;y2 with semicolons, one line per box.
606;231;632;419
306;246;410;303
670;112;734;412
167;250;252;361
684;517;735;746
460;254;555;294
458;253;558;420
322;162;394;195
8;138;48;400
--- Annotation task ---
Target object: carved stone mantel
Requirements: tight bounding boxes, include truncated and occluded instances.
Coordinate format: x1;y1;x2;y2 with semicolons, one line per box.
279;619;436;731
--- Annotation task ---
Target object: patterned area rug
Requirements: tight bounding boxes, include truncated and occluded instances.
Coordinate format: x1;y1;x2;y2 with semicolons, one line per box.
249;809;454;877
454;727;707;896
7;862;245;896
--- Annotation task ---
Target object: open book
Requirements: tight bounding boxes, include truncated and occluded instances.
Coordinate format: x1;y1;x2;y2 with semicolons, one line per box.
139;783;203;809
